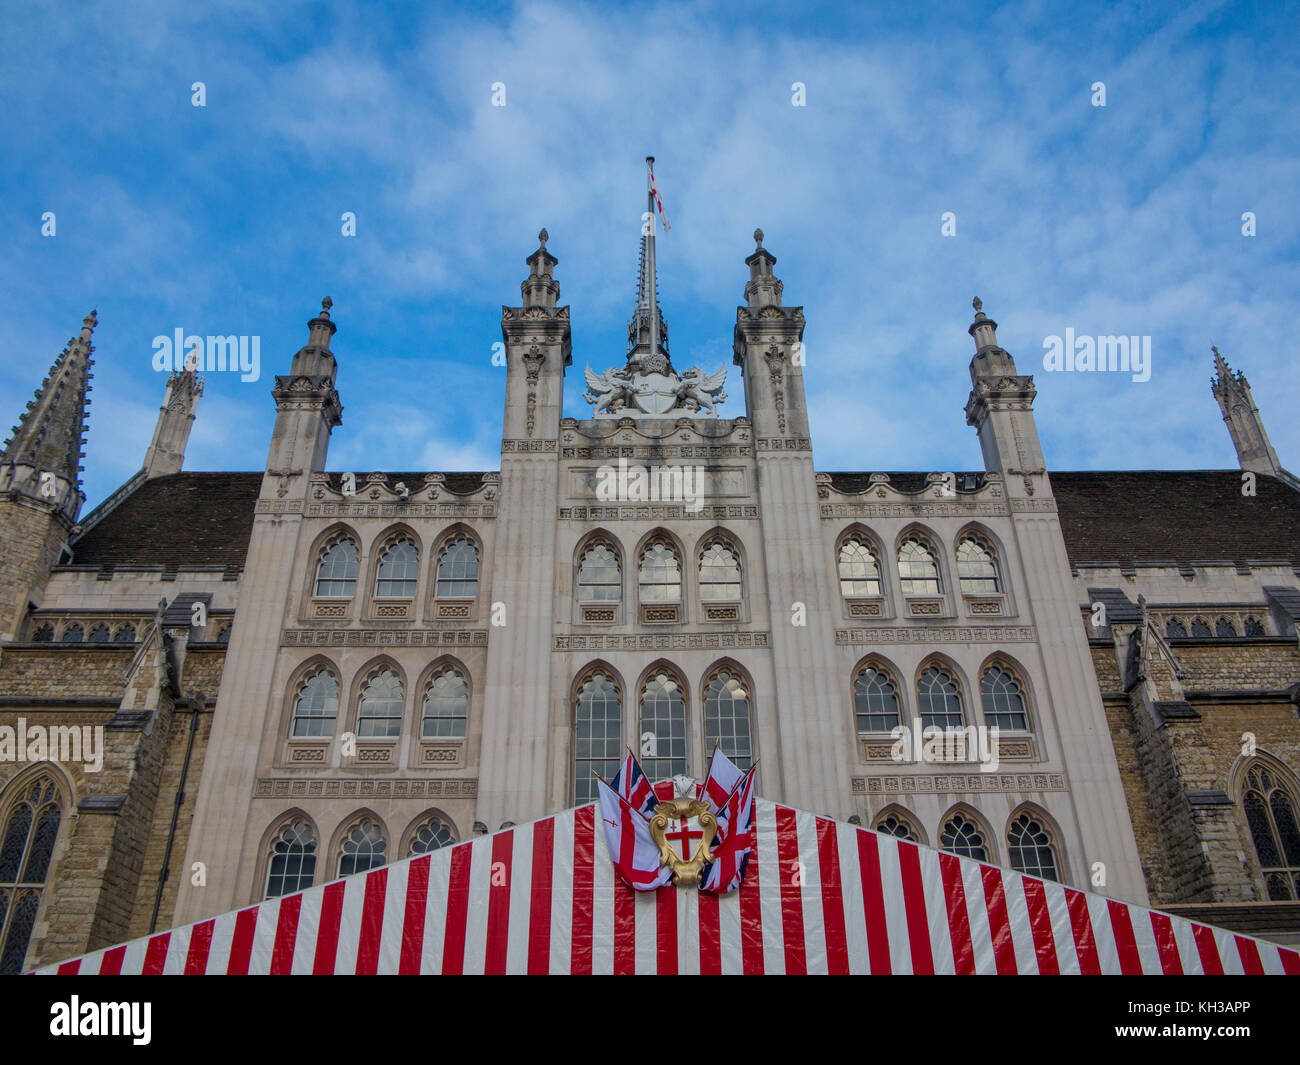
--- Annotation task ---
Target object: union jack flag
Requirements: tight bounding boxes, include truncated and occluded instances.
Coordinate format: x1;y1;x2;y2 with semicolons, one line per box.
610;750;659;818
700;764;757;895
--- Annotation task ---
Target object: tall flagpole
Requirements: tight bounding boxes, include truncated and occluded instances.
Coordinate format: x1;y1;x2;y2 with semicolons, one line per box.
646;156;659;363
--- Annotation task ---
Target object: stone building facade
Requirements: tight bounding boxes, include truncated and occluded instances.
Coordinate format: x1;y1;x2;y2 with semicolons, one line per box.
1;224;1297;972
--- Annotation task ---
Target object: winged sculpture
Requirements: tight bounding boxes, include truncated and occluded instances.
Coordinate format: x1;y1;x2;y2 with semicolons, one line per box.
583;365;633;414
676;366;728;415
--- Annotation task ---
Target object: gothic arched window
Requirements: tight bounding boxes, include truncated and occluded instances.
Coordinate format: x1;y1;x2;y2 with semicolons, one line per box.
1244;616;1266;637
113;623;136;644
940;813;989;861
699;541;741;601
1007;812;1059;881
853;663;901;734
60;624;83;644
898;537;941;595
875;812;918;842
573;672;621;805
291;669;339;738
435;537;479;599
577;542;621;602
1241;763;1300;901
956;536;1000;594
917;664;964;729
421;667;468;739
703;669;752;770
639;540;682;603
314;537;358;597
357;668;404;739
408;817;456;856
374;537;418;598
838;537;881;597
980;665;1029;732
264;819;317;899
1216;617;1238;638
1191;617;1212;637
1165;617;1187;638
87;623;110;643
640;671;687;781
0;776;62;974
30;624;53;643
338;818;387;878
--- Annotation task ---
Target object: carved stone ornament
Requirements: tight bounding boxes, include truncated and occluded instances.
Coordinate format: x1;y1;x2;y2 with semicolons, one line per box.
584;362;728;418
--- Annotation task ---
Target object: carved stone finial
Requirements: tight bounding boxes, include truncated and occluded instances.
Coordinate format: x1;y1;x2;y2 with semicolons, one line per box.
538;227;548;248
972;296;983;313
320;296;332;317
753;227;764;248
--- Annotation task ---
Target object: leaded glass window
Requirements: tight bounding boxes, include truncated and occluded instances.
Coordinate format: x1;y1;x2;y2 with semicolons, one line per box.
1244;616;1266;636
265;819;316;898
853;665;901;733
87;624;110;643
1007;813;1059;880
0;777;60;974
291;669;339;738
699;542;741;601
375;538;418;598
1242;764;1300;901
956;537;1000;594
980;666;1029;731
875;813;917;842
898;538;941;595
314;538;358;597
639;541;681;602
435;538;479;598
30;624;53;643
940;814;989;861
703;670;752;770
60;624;83;644
338;818;387;878
577;543;621;602
917;665;964;729
421;668;468;739
113;623;136;644
357;669;403;738
1191;617;1212;637
1166;618;1187;638
640;672;687;780
1216;617;1238;638
574;673;621;805
838;538;881;597
409;818;456;855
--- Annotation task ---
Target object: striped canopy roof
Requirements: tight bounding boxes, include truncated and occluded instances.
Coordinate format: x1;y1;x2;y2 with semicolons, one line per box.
36;798;1299;975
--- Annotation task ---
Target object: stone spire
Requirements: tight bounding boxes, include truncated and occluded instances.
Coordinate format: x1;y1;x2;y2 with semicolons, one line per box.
0;310;96;522
141;357;204;480
521;229;560;312
742;228;784;312
627;158;671;373
1211;346;1290;482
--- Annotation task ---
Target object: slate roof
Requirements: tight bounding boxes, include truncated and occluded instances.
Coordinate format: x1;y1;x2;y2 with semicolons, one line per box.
66;468;1300;574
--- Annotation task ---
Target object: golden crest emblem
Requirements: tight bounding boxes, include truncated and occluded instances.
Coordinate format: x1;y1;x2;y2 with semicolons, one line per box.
649;796;718;887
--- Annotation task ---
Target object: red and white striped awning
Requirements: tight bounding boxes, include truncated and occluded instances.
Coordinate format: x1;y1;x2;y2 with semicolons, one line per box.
36;799;1299;975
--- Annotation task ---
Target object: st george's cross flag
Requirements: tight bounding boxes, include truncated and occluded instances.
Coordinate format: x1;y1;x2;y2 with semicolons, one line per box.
699;747;746;814
647;158;670;232
596;777;673;891
700;764;757;895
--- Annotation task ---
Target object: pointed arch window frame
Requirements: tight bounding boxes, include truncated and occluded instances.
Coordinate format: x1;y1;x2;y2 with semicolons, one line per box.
0;771;65;975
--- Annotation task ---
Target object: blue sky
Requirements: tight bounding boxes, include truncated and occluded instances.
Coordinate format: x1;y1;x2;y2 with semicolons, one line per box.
2;0;1297;510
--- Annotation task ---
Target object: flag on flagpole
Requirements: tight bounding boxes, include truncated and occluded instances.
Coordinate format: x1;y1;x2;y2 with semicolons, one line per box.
699;746;745;814
700;764;757;895
647;159;670;232
596;777;673;891
610;749;658;818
